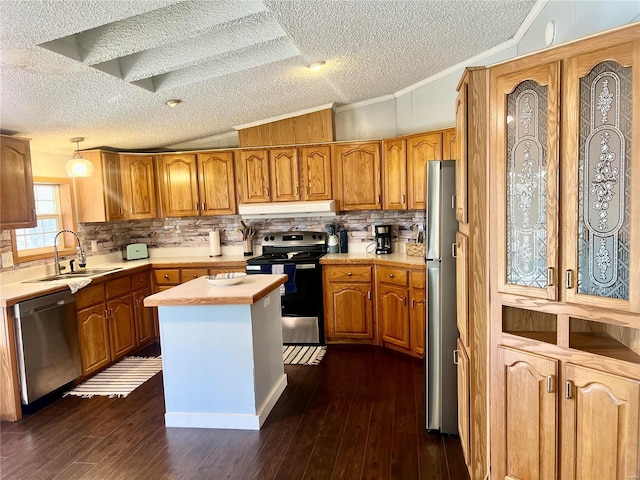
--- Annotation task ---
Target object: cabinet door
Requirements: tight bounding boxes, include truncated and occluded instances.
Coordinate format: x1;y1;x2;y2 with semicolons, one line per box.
237;150;270;203
378;283;410;350
107;295;136;360
456;339;470;467
442;128;457;162
269;148;300;202
333;142;381;211
120;155;157;219
455;84;468;223
409;270;426;356
323;282;373;341
299;145;332;201
133;287;154;346
158;154;199;217
561;364;640;480
77;303;110;376
407;133;442;210
0;136;36;229
197;151;236;215
382;139;407;210
493;62;560;300
563;41;639;313
102;152;125;221
495;347;558;480
456;231;469;348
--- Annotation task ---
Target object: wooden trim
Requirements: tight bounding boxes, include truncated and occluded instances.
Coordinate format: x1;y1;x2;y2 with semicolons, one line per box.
0;307;21;421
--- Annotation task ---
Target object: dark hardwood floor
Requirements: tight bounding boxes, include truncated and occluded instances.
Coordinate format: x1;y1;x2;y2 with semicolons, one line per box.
0;345;469;480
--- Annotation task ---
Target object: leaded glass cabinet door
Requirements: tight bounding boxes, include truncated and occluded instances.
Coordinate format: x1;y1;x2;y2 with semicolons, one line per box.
493;62;560;300
563;42;639;313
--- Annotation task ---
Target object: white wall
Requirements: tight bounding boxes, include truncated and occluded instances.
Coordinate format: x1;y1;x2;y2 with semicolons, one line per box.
334;97;398;141
29;143;74;178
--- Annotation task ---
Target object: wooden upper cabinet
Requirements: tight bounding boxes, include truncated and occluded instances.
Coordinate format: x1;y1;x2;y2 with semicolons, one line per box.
492;61;560;301
562;41;639;313
0;135;36;229
197;151;236;215
496;347;558;480
157;154;199;217
561;364;640;480
76;150;124;222
269;148;299;202
333;142;381;211
407;132;442;210
382;139;407;210
299;145;332;201
120;155;158;220
442;128;457;161
237;149;270;203
455;81;468;223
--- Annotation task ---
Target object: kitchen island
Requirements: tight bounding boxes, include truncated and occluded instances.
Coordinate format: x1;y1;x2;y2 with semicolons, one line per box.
144;273;287;430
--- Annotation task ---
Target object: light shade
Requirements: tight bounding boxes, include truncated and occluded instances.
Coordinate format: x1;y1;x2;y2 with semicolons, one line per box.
66;137;94;177
66;156;94;177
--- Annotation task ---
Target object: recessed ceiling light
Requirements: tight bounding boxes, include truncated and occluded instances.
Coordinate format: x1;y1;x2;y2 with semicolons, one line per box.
308;61;326;71
166;99;182;107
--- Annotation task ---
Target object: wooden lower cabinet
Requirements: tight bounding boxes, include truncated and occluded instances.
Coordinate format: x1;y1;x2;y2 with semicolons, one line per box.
456;339;470;467
496;346;640;480
409;270;426;356
133;287;154;345
378;283;409;349
77;303;110;376
107;295;136;360
323;265;374;342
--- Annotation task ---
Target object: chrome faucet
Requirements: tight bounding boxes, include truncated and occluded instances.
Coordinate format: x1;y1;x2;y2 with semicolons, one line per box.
53;230;86;275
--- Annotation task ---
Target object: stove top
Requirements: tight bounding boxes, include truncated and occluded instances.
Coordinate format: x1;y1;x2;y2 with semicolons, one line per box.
246;231;327;265
247;251;325;264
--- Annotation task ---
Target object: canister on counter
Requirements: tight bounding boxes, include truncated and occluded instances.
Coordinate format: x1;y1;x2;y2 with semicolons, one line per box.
339;229;348;253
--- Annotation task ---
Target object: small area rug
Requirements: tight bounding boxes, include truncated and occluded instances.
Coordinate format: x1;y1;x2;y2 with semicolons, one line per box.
283;345;327;365
66;356;163;398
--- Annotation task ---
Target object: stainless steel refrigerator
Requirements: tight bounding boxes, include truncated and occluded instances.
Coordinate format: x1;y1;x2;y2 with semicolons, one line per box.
424;160;459;434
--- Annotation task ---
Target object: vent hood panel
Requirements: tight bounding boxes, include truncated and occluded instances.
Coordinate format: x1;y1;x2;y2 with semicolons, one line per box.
238;200;337;219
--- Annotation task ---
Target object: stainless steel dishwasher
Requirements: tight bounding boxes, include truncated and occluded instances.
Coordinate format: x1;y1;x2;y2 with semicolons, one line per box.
14;290;82;405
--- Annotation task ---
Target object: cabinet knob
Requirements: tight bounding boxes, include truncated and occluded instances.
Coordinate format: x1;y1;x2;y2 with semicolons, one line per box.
347;272;352;276
164;274;169;279
453;350;459;365
565;270;573;290
192;274;197;278
389;273;394;278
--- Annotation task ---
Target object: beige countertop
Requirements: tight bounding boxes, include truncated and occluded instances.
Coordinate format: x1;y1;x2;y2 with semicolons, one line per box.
321;252;426;268
144;274;287;306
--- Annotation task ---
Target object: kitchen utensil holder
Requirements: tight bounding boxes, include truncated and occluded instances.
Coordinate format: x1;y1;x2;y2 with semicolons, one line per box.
243;236;254;256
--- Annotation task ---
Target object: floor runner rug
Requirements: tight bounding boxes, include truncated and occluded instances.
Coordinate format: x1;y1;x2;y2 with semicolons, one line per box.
66;356;163;398
283;346;327;365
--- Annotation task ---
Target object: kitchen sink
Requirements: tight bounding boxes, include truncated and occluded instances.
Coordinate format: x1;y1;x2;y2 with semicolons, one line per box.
24;268;123;283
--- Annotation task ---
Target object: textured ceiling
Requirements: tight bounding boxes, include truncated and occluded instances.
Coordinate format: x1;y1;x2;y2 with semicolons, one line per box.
0;0;536;151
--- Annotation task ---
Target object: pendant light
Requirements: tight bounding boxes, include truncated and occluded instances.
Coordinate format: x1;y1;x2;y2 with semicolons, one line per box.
66;137;94;177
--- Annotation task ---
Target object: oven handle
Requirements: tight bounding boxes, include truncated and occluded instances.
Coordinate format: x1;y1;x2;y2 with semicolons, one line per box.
246;263;317;272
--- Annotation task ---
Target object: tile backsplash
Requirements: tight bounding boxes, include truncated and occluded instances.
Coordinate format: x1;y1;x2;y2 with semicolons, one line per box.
0;210;424;271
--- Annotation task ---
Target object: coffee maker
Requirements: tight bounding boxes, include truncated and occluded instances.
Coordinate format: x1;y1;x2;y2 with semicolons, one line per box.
374;225;392;254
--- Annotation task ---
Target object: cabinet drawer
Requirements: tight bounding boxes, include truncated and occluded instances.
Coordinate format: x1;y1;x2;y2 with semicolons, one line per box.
180;268;208;283
76;283;105;310
410;270;426;289
154;269;180;285
325;265;372;282
377;266;408;287
131;271;150;290
106;276;131;299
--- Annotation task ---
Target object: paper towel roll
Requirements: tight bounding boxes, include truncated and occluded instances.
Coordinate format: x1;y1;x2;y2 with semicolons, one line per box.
209;231;221;257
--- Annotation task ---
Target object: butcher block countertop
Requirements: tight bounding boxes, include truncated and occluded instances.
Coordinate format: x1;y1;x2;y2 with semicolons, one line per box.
320;252;426;268
144;274;287;307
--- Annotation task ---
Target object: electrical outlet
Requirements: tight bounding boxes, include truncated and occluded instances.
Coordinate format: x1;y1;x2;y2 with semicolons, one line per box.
1;252;14;268
91;240;98;252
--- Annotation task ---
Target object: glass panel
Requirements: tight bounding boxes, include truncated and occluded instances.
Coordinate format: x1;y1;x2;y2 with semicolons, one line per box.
578;61;631;299
506;80;548;288
34;184;54;201
41;218;59;233
36;200;55;215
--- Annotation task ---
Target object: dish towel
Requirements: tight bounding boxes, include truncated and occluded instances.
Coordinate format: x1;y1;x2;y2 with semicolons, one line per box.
45;277;92;294
272;264;285;294
283;264;297;294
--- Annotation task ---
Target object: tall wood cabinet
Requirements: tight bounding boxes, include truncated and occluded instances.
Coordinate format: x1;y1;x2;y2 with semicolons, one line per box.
0;135;36;229
489;25;640;480
455;67;490;480
75;150;125;222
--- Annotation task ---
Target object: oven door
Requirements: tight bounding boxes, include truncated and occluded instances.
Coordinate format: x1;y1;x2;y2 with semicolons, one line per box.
246;263;323;344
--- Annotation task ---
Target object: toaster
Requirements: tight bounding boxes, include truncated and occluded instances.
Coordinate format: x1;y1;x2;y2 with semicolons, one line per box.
123;243;149;260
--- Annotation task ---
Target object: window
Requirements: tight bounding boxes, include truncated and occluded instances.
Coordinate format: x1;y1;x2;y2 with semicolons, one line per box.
11;177;76;262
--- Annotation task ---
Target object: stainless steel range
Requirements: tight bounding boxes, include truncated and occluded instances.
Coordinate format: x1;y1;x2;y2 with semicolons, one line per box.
246;231;327;345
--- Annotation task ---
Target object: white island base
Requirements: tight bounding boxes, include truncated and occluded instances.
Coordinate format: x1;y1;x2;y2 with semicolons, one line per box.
145;275;288;430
